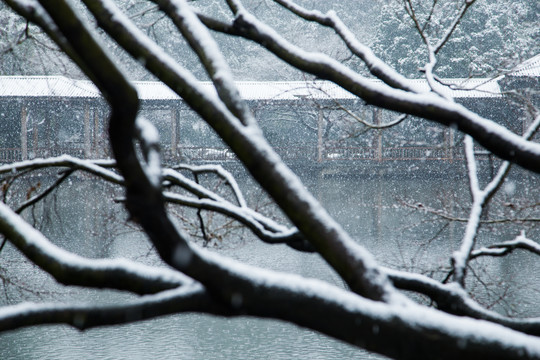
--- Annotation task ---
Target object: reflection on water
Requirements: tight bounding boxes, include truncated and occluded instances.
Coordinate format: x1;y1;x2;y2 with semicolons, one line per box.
0;165;538;360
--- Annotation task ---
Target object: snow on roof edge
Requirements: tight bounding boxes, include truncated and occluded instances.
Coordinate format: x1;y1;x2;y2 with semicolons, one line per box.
0;76;502;100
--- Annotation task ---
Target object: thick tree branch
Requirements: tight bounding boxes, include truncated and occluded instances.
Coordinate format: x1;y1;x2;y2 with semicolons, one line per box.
272;0;421;92
385;267;540;336
3;1;540;359
0;202;189;294
151;0;255;127
79;0;397;302
0;284;225;332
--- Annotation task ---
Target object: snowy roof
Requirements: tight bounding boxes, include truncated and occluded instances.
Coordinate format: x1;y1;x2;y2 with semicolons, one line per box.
0;76;101;98
407;78;501;98
133;79;501;100
507;54;540;77
0;76;501;101
131;80;359;101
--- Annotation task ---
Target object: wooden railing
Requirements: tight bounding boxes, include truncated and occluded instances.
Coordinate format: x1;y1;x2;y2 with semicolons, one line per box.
321;146;460;161
2;145;470;164
33;148;86;159
0;148;21;163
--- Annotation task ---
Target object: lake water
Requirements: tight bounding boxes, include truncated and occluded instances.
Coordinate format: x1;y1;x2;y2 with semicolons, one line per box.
1;163;538;359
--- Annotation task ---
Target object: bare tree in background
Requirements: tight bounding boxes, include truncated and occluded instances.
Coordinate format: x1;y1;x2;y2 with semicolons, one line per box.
0;0;539;359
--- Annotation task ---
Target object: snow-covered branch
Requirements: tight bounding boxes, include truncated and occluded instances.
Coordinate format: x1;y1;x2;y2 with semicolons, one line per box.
0;155;122;184
172;164;247;208
471;232;540;259
272;0;421;92
385;267;540;336
82;0;397;302
135;116;162;189
0;201;189;294
452;114;540;286
1;159;305;249
151;0;255;126
163;191;307;249
0;284;220;332
207;0;540;173
2;0;539;358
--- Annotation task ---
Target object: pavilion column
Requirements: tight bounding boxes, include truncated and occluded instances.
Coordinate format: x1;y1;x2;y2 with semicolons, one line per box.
84;103;91;158
317;108;324;162
32;114;38;159
171;108;178;158
373;109;382;161
21;105;28;161
94;107;100;157
446;128;455;163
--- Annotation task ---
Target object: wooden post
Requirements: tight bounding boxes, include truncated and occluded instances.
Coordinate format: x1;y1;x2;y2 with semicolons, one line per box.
171;108;178;158
21;105;28;160
94;107;100;157
373;109;382;161
32;114;38;158
448;128;454;162
84;103;91;158
317;108;324;162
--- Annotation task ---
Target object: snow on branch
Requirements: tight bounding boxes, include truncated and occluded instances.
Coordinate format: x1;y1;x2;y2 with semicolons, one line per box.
0;155;122;184
88;0;245;132
384;267;540;336
452;115;540;286
0;284;219;332
1;159;305;251
272;0;421;93
209;0;540;173
164;191;307;249
172;164;247;208
153;0;256;127
186;245;540;359
162;166;308;249
0;201;189;294
452;136;512;286
471;231;540;259
135;116;162;189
